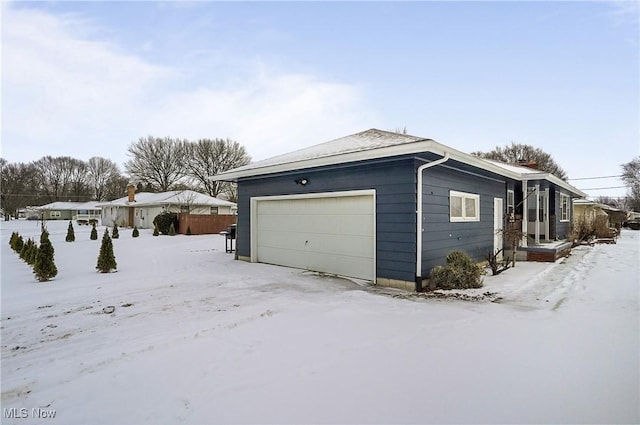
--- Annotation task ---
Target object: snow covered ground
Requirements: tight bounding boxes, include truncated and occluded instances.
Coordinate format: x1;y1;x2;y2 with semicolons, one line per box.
1;220;638;424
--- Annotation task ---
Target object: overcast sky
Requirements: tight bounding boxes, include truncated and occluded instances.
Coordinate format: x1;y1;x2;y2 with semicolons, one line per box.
1;1;638;198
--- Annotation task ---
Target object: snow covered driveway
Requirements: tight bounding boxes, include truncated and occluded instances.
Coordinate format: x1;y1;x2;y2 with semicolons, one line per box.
1;220;638;424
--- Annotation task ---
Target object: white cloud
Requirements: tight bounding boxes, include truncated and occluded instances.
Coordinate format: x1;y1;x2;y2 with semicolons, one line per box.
1;4;374;168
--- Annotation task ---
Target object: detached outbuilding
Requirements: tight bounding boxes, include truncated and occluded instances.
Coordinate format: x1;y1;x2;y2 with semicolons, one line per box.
213;129;585;291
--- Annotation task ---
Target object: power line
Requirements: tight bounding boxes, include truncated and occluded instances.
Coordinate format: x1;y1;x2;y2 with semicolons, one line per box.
577;185;628;190
568;175;622;181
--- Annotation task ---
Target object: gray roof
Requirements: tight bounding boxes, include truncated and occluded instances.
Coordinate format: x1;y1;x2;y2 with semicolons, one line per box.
212;128;586;197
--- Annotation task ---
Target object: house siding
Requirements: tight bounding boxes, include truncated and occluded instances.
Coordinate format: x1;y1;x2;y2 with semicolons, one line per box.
237;156;424;283
420;163;505;276
554;189;573;239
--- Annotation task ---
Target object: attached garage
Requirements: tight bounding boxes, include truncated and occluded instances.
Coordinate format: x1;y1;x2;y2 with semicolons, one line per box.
212;128;586;291
251;191;376;281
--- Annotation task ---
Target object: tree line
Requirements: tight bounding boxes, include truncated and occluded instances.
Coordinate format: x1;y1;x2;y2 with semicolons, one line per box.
1;137;250;220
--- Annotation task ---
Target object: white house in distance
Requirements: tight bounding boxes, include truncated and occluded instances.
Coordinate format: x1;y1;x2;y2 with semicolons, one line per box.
97;185;236;229
37;201;101;224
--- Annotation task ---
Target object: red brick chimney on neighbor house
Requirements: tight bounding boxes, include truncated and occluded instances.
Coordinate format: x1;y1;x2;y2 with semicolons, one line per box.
516;160;539;170
127;184;136;202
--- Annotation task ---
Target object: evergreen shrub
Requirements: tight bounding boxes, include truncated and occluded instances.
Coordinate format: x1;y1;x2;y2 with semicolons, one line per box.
153;212;178;235
430;250;484;290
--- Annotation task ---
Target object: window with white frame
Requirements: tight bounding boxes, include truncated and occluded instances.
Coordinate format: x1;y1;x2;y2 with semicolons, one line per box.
507;190;515;215
210;206;219;215
560;194;570;222
50;211;61;218
450;190;480;222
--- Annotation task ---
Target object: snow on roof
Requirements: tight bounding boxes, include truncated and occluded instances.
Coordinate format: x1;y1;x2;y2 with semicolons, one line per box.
38;201;84;210
71;201;102;210
212;128;586;198
97;190;236;207
482;158;543;175
229;128;428;173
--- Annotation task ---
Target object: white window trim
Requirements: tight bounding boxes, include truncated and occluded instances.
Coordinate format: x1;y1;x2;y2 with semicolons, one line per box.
560;194;571;222
507;190;515;215
450;190;480;222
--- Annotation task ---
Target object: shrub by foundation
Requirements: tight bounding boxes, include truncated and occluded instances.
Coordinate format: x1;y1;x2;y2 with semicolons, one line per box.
430;250;484;290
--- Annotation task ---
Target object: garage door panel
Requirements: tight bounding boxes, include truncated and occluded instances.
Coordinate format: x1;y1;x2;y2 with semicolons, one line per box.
254;193;375;281
257;246;374;281
258;214;373;236
258;230;374;258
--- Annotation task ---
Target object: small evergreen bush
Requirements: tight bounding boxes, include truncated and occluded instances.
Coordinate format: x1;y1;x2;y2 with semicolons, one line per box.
430;250;484;290
90;223;98;240
96;229;117;273
112;224;119;239
65;221;75;242
12;233;24;253
132;226;139;238
27;240;38;266
9;232;17;251
153;212;178;235
34;230;57;282
20;238;33;262
153;223;159;236
168;223;176;236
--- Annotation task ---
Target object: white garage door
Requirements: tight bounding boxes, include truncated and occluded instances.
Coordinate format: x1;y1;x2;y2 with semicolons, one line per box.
252;191;375;281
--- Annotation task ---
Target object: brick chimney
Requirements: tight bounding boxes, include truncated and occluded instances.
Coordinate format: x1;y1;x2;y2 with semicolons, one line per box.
127;184;136;202
516;160;539;170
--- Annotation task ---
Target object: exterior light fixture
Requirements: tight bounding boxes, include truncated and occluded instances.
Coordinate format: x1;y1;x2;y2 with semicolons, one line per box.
295;178;309;186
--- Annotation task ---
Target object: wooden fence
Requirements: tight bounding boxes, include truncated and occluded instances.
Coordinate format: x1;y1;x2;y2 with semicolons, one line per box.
177;214;236;235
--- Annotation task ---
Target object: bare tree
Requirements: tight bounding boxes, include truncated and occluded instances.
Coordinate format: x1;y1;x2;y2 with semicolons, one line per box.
87;157;124;201
472;142;568;180
621;157;640;211
33;156;92;202
67;158;91;200
125;136;187;192
1;160;38;219
184;138;251;198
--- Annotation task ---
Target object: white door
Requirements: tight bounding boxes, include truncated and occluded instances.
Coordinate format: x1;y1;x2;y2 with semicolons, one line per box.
494;198;504;259
252;192;375;281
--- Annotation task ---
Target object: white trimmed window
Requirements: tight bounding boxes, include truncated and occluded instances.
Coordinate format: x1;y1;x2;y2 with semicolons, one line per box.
50;211;61;218
560;194;570;222
210;206;219;215
450;191;480;222
507;190;515;215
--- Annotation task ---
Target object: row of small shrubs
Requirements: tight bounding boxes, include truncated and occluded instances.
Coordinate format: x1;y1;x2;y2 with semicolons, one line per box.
9;230;58;282
430;250;484;290
67;221;139;241
9;225;119;280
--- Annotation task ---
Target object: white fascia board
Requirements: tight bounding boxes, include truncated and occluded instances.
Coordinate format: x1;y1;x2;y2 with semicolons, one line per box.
213;139;524;182
522;173;587;198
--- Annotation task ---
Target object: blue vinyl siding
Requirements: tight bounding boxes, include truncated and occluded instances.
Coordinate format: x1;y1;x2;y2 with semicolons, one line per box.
420;163;505;277
236;156;423;283
237;154;514;284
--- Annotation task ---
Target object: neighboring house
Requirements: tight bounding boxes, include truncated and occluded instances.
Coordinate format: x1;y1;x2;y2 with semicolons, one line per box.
97;186;236;230
212;128;586;291
71;201;102;225
38;202;82;221
37;201;102;223
573;200;611;225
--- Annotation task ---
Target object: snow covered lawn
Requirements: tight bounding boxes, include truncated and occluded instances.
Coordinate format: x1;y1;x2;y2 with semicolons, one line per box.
1;220;638;424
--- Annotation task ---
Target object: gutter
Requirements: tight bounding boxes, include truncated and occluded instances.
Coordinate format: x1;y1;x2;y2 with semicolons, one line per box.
415;152;450;292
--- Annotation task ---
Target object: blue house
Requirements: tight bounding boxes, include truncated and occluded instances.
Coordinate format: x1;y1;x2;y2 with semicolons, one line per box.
212;129;585;291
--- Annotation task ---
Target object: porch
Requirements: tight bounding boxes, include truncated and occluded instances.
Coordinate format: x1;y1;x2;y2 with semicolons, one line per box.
507;239;573;263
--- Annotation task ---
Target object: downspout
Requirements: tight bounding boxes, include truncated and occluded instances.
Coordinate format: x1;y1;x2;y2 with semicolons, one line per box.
416;152;450;292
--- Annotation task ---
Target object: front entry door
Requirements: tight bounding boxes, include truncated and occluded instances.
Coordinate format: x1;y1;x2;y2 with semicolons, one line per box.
494;198;504;259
